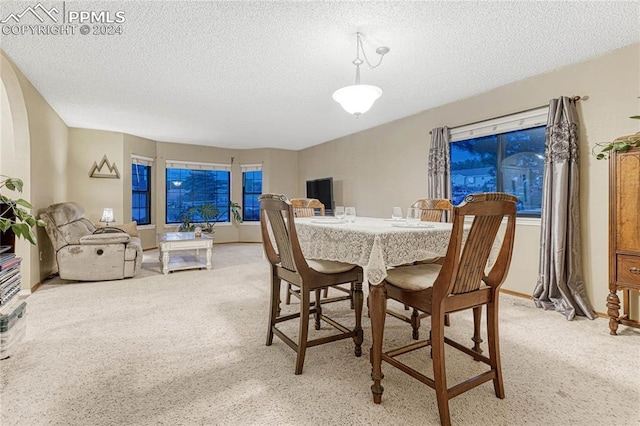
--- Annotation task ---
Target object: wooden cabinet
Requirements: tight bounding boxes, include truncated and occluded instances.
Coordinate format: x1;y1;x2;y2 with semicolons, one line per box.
607;141;640;334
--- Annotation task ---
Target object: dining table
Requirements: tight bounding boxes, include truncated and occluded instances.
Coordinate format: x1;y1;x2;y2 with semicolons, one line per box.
293;216;457;285
293;214;492;405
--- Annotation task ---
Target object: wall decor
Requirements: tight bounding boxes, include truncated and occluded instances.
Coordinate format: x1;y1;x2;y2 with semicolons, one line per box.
89;155;121;179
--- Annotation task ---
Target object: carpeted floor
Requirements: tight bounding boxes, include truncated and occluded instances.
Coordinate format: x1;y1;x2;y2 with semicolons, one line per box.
1;243;638;425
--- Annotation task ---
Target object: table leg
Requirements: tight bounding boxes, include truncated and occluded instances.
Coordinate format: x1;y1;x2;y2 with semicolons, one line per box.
206;245;212;270
353;280;363;357
162;250;169;275
369;283;387;404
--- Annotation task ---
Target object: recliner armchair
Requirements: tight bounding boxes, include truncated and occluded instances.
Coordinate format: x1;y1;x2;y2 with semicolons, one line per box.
40;202;142;281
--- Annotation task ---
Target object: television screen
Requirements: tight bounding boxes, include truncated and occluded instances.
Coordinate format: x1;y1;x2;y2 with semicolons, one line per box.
306;177;334;212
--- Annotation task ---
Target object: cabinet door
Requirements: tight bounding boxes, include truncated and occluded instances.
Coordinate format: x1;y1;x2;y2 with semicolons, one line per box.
616;149;640;253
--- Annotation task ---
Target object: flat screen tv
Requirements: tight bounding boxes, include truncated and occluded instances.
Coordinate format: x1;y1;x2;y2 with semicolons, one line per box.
306;177;334;212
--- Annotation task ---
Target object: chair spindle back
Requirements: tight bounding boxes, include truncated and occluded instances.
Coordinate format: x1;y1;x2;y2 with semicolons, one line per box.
439;192;517;296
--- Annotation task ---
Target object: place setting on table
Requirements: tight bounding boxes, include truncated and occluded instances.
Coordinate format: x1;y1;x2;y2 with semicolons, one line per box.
384;207;437;229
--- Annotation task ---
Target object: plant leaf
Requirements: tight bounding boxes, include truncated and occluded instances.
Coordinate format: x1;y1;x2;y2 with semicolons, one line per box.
15;198;33;209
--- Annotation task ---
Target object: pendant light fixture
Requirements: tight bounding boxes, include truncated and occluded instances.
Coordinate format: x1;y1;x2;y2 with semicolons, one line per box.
332;32;390;117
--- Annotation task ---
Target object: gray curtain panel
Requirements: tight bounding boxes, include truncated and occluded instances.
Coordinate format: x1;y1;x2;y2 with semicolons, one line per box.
533;97;596;320
428;127;451;200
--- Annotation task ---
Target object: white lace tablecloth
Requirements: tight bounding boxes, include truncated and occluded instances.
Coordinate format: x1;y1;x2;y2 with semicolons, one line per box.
294;217;456;284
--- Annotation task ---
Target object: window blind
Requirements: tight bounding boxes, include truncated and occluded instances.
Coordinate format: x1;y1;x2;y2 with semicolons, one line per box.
450;106;549;142
241;163;262;172
132;154;154;166
165;160;231;171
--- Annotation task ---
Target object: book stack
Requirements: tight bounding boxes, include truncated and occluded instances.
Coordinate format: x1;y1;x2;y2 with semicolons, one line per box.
1;249;22;306
0;245;27;360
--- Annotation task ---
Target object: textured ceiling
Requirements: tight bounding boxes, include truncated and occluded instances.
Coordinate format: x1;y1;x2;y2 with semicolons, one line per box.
1;1;639;150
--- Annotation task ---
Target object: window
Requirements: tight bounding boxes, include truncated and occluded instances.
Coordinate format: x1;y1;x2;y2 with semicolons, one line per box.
165;161;231;224
132;155;152;225
449;107;547;217
242;164;262;221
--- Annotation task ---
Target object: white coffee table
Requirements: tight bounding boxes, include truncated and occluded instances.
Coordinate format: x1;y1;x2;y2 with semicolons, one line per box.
157;232;213;274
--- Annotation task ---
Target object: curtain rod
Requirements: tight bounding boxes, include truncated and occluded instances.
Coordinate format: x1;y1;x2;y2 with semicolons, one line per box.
428;95;587;134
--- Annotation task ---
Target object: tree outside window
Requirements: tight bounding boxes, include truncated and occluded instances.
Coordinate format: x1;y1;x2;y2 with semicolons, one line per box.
450;126;545;216
166;168;230;223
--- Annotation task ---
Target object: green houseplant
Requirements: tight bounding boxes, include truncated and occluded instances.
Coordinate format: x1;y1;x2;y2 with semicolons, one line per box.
593;116;640;160
178;201;243;233
0;175;46;244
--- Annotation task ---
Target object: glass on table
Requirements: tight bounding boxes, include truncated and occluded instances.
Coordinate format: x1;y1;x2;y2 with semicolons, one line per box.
334;206;345;220
391;206;403;221
345;207;356;223
406;207;421;226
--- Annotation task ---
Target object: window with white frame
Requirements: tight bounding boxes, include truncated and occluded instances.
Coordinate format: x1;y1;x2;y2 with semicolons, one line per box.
132;155;153;225
449;107;548;217
165;160;231;224
242;164;262;221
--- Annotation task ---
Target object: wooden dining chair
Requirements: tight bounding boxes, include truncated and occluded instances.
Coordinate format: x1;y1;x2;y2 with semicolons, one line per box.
259;194;364;374
290;198;325;217
370;192;517;426
387;198;454;339
411;198;453;222
287;198;354;307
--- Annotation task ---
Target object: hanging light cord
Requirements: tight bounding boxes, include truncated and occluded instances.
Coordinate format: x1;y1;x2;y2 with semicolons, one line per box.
355;32;387;70
351;32;389;85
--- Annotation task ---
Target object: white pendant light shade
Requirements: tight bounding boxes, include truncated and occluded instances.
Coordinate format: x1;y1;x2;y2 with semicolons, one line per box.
332;84;382;116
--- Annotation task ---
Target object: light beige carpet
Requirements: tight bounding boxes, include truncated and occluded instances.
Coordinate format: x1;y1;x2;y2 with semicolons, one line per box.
1;243;638;425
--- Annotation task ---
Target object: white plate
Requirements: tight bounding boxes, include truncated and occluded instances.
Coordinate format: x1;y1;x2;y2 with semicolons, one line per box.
312;219;346;224
384;218;406;222
391;223;435;229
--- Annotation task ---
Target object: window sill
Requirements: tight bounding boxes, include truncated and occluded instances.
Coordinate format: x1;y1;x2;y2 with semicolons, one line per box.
137;224;156;230
163;223;233;228
515;217;541;226
241;221;260;226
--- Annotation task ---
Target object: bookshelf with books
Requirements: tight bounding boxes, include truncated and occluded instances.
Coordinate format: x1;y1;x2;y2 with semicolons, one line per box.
0;218;28;359
1;246;22;306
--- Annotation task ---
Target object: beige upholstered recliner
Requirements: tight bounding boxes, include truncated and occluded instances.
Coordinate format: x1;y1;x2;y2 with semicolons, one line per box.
40;202;142;281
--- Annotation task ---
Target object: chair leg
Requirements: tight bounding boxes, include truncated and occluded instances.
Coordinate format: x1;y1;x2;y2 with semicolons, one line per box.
350;282;355;310
353;281;364;357
444;313;450;327
266;272;281;346
411;308;420;340
295;288;311;375
472;306;483;356
369;284;387;404
285;283;292;305
432;312;451;426
323;287;329;298
486;300;505;398
315;289;322;330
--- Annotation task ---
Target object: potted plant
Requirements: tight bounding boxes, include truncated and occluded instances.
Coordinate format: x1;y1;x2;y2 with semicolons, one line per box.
0;175;46;244
593;116;640;160
178;201;243;233
229;201;243;224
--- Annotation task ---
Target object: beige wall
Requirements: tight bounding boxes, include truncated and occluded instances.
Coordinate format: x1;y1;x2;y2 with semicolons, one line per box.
299;44;640;316
2;51;69;290
68;129;125;227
